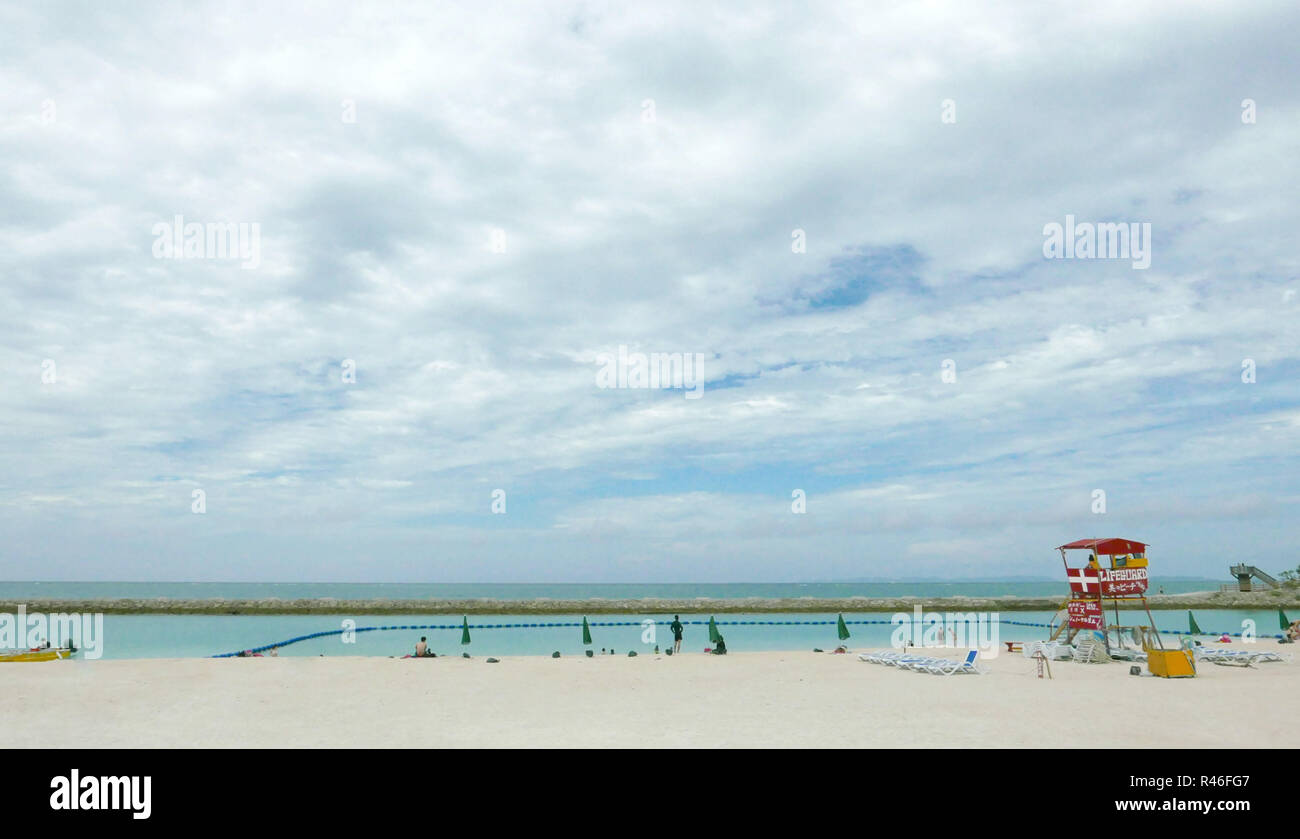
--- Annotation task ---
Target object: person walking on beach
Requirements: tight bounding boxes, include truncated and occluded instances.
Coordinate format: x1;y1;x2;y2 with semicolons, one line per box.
670;615;684;653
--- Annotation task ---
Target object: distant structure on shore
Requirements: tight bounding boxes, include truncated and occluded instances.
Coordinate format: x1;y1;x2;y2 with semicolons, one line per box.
1225;564;1281;593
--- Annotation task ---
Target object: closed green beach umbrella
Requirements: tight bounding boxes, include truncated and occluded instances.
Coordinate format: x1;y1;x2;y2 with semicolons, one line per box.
582;616;592;645
1280;609;1291;631
837;613;851;641
461;616;471;645
1187;611;1202;635
708;616;721;644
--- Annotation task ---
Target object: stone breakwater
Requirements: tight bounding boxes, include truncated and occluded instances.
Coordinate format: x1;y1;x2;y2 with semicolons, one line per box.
6;589;1298;615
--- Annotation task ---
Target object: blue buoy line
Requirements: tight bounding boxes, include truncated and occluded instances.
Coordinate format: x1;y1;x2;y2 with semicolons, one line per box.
213;617;1281;657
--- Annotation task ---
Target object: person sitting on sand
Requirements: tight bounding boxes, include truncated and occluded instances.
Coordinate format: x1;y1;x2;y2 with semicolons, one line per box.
415;637;428;657
670;615;684;653
711;636;727;655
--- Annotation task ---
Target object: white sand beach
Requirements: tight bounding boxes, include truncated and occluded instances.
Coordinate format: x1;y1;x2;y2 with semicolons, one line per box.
6;644;1296;748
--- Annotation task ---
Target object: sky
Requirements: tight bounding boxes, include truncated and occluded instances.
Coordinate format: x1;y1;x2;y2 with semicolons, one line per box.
1;1;1297;583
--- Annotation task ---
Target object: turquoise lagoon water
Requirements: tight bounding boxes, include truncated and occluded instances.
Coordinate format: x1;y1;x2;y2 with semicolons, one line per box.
7;580;1271;659
47;608;1284;660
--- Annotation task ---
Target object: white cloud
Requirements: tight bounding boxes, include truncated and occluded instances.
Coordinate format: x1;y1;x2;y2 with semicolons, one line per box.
1;1;1297;581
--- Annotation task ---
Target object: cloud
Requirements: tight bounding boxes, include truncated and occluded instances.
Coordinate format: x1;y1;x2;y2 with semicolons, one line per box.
1;1;1297;581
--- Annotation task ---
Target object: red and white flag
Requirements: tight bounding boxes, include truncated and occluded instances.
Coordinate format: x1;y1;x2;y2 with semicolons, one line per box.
1067;567;1099;595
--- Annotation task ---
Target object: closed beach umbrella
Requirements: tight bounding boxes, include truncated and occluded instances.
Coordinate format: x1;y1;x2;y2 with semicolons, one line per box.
1187;611;1202;635
708;616;721;644
461;616;471;645
1280;609;1291;631
837;613;851;641
582;616;592;645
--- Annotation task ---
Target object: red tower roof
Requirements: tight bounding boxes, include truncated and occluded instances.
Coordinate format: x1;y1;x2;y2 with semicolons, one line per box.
1057;538;1147;555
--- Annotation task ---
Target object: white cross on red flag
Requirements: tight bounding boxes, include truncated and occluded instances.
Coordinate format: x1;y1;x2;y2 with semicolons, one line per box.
1067;567;1099;594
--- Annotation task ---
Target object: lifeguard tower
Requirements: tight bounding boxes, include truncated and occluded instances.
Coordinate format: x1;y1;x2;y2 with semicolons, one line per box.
1050;537;1194;678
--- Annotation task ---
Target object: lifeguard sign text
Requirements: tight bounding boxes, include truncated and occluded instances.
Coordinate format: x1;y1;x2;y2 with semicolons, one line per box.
1068;599;1104;630
1098;567;1148;596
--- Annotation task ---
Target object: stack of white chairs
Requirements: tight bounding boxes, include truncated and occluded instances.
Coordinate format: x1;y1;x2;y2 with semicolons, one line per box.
1072;640;1112;663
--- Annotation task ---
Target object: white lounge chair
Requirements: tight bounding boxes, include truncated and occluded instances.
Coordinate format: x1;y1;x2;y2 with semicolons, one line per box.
857;650;906;665
1194;647;1289;665
858;650;938;669
860;648;987;674
894;655;938;670
919;649;985;674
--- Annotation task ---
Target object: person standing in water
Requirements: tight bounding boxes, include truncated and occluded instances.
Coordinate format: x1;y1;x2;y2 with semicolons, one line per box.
670;615;684;653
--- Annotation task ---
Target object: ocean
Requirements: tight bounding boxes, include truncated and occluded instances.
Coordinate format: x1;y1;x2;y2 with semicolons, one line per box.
4;580;1283;660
